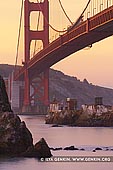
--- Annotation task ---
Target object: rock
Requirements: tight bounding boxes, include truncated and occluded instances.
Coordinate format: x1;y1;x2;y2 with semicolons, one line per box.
51;124;62;127
105;148;109;151
34;138;52;158
92;150;96;152
46;109;113;127
21;138;52;158
54;147;62;151
74;148;79;150
0;112;52;158
95;147;102;151
20;145;36;157
80;148;85;151
64;145;76;150
0;112;33;155
0;76;33;155
50;147;62;151
0;75;12;113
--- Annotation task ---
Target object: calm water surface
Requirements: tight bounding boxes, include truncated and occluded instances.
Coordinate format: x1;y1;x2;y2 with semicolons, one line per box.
0;115;113;170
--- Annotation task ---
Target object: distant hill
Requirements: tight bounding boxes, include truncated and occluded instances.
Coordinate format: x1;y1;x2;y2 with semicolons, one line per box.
0;64;14;77
0;64;21;77
0;64;113;108
49;69;113;107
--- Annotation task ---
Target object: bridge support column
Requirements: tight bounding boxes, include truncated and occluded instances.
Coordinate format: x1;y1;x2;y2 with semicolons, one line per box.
23;0;49;113
22;69;31;113
28;70;49;114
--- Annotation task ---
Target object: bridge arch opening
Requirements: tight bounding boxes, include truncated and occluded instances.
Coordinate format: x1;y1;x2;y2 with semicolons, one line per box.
29;0;44;2
30;40;43;59
30;11;44;31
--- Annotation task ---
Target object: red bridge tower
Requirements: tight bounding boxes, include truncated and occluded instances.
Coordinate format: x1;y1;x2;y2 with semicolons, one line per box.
23;0;49;113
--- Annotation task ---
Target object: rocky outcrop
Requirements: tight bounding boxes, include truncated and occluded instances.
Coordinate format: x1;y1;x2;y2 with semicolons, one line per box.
64;146;78;150
0;75;12;112
45;110;81;125
0;75;52;158
0;112;52;158
34;138;52;158
45;110;113;127
20;138;52;158
0;112;33;156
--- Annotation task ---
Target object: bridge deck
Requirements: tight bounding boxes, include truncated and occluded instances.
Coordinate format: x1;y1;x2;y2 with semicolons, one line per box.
14;5;113;80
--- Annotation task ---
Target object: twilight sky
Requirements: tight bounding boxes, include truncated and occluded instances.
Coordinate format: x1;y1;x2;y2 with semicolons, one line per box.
0;0;113;89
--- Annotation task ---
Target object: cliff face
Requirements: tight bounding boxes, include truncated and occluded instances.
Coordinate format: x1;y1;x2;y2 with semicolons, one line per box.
0;64;113;108
0;64;14;77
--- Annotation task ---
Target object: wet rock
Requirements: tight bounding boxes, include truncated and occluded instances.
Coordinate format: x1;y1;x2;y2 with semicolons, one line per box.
20;145;35;157
50;147;62;151
0;75;12;113
21;138;52;158
105;148;109;151
34;138;52;158
0;112;52;158
74;148;79;150
0;112;33;155
64;145;76;150
0;76;33;155
95;147;102;151
92;150;96;152
80;148;85;151
51;124;62;127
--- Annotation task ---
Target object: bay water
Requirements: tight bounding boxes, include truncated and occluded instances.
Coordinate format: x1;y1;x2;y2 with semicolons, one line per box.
0;115;113;170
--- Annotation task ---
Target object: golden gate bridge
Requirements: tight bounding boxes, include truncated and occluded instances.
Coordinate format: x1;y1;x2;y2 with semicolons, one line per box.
8;0;113;114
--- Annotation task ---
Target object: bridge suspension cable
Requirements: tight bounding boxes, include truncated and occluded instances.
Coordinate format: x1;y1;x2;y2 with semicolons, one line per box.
34;0;94;34
14;0;24;69
58;0;73;25
67;0;91;31
37;0;68;33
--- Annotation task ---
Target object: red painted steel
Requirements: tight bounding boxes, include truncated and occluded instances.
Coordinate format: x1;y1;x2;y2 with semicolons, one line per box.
30;70;49;105
24;0;49;110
